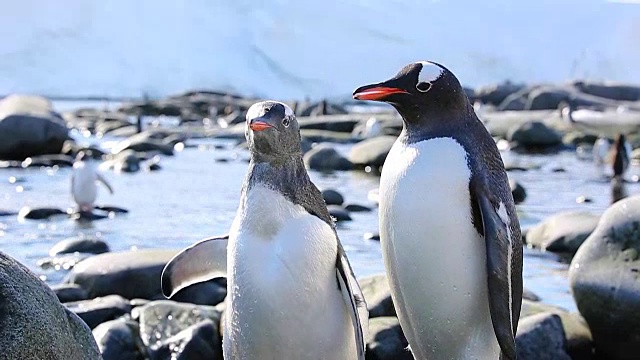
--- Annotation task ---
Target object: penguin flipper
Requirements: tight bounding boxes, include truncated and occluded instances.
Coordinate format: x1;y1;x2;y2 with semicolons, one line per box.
475;189;517;360
161;235;229;298
335;243;369;360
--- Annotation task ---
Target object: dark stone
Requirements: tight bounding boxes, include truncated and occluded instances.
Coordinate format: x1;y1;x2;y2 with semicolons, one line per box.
92;317;148;360
359;274;395;318
64;249;180;300
18;206;67;220
328;205;352;222
322;189;344;206
149;320;222;360
526;211;600;255
70;211;109;221
345;204;373;212
509;179;527;204
0;209;16;217
298;100;348;117
65;295;132;329
164;279;227;307
303;144;353;171
476;81;527;106
507;121;563;149
572;81;640;102
51;283;89;303
570;195;640;359
112;137;174;156
516;313;571;360
21;154;75;168
110;150;141;173
365;317;412;360
363;232;381;241
0;251;101;359
349;136;397;168
49;236;110;256
94;205;129;214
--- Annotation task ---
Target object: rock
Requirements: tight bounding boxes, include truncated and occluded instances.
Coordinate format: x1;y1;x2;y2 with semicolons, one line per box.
563;131;599;146
70;211;109;221
570;195;640;359
0;95;70;160
51;283;89;303
516;313;571;360
303;144;353;171
509;179;527;204
526;86;572;110
110;150;141;173
300;129;356;143
49;236;110;256
526;211;600;255
64;249;179;299
345;203;373;212
0;209;16;217
365;317;412;360
328;205;352;222
359;274;395;318
65;295;132;329
349;136;397;168
572;81;640;102
476;81;527;106
94;205;129;214
0;251;101;359
133;300;222;357
507;121;563;149
18;206;67;220
363;232;381;241
149;320;222;360
298;100;348;117
522;288;541;302
21;154;75;167
164;279;227;307
112;137;174;156
93;317;147;360
37;253;89;271
322;189;344;205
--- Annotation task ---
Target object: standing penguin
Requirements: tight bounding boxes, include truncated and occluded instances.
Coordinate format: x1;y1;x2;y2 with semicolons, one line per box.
161;101;367;359
353;61;523;360
610;133;632;178
71;151;113;212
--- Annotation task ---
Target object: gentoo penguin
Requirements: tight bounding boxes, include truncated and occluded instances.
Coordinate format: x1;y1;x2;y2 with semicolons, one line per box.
161;101;368;359
611;133;631;177
353;61;523;360
71;151;113;212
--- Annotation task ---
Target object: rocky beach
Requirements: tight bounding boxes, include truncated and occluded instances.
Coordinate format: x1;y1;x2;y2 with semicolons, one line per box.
0;79;640;359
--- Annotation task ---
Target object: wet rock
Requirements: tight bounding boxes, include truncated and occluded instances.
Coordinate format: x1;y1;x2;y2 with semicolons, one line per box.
0;251;101;359
0;209;16;217
516;313;571;360
526;211;600;255
359;274;395;318
363;232;381;241
21;154;75;167
110;150;141;173
476;81;527;106
112;137;174;156
65;295;132;329
328;205;352;222
51;283;89;303
0;95;70;160
149;319;222;360
37;253;89;271
70;211;109;221
49;236;110;256
94;205;129;214
509;179;527;204
93;317;147;360
64;249;179;299
349;136;397;168
18;206;67;220
322;189;344;206
133;300;222;358
164;279;227;307
345;203;373;212
507;121;563;149
572;81;640;102
303;144;353;171
570;195;640;359
522;288;541;302
365;316;412;360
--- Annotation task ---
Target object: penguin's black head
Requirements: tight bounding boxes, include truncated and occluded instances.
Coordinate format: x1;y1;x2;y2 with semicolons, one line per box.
353;61;470;123
245;101;301;161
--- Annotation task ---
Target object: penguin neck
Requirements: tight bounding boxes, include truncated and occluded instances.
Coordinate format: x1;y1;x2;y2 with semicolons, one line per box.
396;100;475;144
244;155;309;197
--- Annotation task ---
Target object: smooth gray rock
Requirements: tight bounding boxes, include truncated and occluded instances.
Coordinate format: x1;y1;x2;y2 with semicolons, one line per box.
322;189;344;206
570;195;640;359
345;203;373;212
18;206;67;220
161;279;227;307
516;313;571;360
526;211;600;255
572;81;640;102
476;81;527;106
149;319;222;360
507;121;563;149
51;283;89;303
0;95;69;160
49;236;110;256
0;251;101;359
92;317;147;360
349;136;397;168
365;316;412;360
64;249;179;299
303;144;354;171
359;274;395;318
65;295;132;329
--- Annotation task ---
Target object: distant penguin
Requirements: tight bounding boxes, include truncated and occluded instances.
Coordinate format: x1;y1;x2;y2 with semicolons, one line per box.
161;101;367;359
353;61;523;359
611;133;632;177
71;151;113;212
352;116;383;139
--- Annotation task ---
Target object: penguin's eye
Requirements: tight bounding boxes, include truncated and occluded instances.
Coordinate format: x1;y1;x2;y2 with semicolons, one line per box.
416;82;432;93
282;117;290;127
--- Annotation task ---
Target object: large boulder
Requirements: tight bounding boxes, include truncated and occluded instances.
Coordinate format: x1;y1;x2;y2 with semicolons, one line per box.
349;136;397;168
570;195;640;359
0;251;101;359
526;211;600;255
0;95;69;160
506;121;563;149
303;144;353;171
93;317;148;360
516;313;571;360
65;295;132;329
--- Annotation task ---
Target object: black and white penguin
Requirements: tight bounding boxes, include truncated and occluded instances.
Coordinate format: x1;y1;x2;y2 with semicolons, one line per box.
71;151;113;212
353;61;523;359
611;133;631;177
161;101;368;359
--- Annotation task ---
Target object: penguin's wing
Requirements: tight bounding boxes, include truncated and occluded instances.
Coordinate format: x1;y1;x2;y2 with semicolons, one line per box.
96;173;114;194
161;235;228;298
335;242;369;360
473;184;518;360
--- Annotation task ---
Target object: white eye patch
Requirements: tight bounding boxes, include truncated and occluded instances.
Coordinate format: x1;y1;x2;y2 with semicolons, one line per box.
246;101;295;121
417;61;444;84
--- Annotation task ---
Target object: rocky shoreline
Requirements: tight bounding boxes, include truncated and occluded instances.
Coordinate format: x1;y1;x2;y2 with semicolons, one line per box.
2;80;640;359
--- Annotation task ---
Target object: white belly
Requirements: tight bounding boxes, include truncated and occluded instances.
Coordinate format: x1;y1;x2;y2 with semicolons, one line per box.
379;137;500;360
72;163;98;206
225;185;356;360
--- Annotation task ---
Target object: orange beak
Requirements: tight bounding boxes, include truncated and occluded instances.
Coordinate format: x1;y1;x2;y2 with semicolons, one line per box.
353;86;409;101
249;120;273;131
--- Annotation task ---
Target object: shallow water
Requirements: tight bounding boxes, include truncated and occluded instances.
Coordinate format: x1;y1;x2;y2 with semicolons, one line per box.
3;130;640;313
